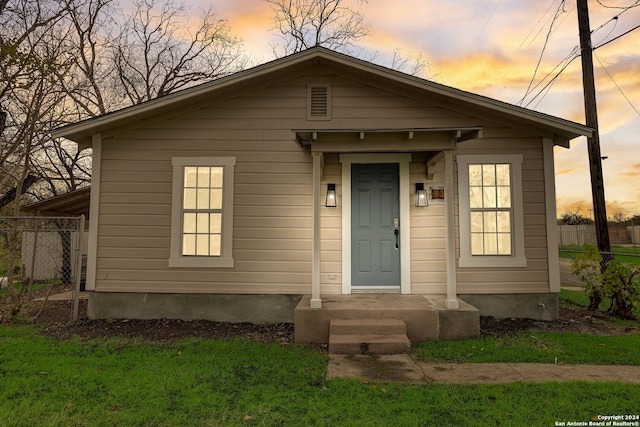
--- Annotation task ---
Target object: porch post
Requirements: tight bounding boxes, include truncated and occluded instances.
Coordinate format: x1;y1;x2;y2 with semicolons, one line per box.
543;138;561;292
444;150;459;309
311;151;322;309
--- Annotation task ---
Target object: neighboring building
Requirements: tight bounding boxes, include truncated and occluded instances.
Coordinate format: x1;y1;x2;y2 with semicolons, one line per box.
53;47;591;340
19;188;90;285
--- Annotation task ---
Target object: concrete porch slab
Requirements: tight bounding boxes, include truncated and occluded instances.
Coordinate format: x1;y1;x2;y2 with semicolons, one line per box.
295;294;479;344
430;297;480;340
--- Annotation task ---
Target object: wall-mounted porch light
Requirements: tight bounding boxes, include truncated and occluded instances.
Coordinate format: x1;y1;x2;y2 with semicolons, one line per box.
415;183;428;207
326;183;337;207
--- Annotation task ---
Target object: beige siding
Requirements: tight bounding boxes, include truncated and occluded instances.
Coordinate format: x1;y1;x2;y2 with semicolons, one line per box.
95;65;550;296
409;153;447;294
454;137;551;294
97;82;314;293
319;154;343;294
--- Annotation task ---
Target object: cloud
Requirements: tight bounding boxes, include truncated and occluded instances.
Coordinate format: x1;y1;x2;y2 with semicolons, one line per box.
617;163;640;178
556;198;594;218
556;198;640;218
556;167;583;176
187;0;640;220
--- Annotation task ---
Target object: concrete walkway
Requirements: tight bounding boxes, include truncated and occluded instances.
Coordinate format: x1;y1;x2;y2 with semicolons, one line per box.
328;354;640;384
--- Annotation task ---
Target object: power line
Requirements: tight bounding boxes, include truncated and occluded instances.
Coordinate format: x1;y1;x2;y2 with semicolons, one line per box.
523;50;581;108
469;0;503;52
519;0;562;49
596;0;640;9
594;21;640;48
591;0;640;38
519;0;568;105
520;0;640;107
594;51;640;117
520;44;580;107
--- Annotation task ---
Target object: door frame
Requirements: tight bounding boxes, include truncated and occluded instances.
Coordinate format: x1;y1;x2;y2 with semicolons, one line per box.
340;153;412;294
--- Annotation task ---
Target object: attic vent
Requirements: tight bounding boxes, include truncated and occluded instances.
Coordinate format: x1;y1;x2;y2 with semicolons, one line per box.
310;87;328;115
307;83;331;120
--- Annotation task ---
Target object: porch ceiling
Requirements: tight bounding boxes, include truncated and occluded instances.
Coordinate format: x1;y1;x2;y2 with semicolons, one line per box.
294;127;483;153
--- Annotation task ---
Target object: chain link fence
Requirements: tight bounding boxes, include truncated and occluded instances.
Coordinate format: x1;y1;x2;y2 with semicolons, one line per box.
559;248;640;288
0;216;86;320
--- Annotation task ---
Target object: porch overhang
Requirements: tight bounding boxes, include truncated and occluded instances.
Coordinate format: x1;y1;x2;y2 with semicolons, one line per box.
294;127;483;152
305;131;467;311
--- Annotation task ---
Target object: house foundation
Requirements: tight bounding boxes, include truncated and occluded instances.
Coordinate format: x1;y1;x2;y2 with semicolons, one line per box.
458;293;559;321
86;292;302;323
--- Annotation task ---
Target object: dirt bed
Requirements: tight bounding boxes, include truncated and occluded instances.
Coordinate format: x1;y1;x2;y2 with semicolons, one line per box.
1;284;637;344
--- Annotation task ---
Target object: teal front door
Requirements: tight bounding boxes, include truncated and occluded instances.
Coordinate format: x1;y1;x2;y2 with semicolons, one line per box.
351;163;401;288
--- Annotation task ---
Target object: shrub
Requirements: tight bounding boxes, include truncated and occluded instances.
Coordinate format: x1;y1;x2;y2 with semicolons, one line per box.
570;246;604;310
571;247;640;319
602;259;640;319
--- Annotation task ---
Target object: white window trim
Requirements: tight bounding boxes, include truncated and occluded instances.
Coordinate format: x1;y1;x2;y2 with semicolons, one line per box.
457;154;527;268
169;157;235;268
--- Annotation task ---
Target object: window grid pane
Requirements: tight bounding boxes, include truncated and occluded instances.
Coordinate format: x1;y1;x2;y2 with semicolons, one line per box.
181;166;224;257
469;163;513;256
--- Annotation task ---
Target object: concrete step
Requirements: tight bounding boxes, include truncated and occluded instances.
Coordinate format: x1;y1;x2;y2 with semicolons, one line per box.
330;318;407;336
329;333;411;355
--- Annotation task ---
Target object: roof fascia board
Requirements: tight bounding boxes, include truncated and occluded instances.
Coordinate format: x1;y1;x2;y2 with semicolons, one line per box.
53;47;592;143
318;52;592;139
52;49;323;142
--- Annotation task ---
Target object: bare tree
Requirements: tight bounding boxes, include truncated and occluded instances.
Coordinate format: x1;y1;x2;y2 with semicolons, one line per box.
265;0;371;56
55;0;120;119
0;0;73;318
29;140;92;198
29;0;247;202
113;0;246;104
0;0;67;154
389;48;431;78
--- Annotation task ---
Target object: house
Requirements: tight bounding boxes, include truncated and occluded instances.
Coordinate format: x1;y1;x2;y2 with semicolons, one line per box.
53;47;591;343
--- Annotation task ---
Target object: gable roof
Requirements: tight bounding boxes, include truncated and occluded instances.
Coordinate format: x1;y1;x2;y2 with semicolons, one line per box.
53;46;592;147
21;187;91;218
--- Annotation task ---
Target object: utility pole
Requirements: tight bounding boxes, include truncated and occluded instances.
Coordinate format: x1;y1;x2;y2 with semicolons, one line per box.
577;0;611;309
577;0;611;259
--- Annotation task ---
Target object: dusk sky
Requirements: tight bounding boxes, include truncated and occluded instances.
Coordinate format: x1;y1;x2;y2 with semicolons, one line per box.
189;0;640;218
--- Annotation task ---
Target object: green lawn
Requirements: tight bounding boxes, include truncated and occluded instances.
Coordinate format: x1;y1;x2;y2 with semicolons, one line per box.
413;289;640;365
413;331;640;365
559;245;640;266
1;326;639;426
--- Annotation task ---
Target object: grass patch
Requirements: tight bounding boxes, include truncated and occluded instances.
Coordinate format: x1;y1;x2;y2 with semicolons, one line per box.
413;331;640;365
0;280;56;297
559;288;616;313
559;245;640;267
559;288;591;307
415;291;640;365
560;245;640;255
560;288;640;320
1;326;639;426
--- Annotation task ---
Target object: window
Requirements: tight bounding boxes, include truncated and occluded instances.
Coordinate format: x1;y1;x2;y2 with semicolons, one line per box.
469;164;512;255
457;155;526;268
169;157;235;268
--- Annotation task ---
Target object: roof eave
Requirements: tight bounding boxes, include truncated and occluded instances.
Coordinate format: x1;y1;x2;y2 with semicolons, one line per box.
52;47;593;146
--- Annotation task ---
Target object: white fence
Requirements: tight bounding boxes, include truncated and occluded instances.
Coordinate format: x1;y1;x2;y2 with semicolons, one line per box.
558;224;640;247
21;230;88;281
1;216;86;320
